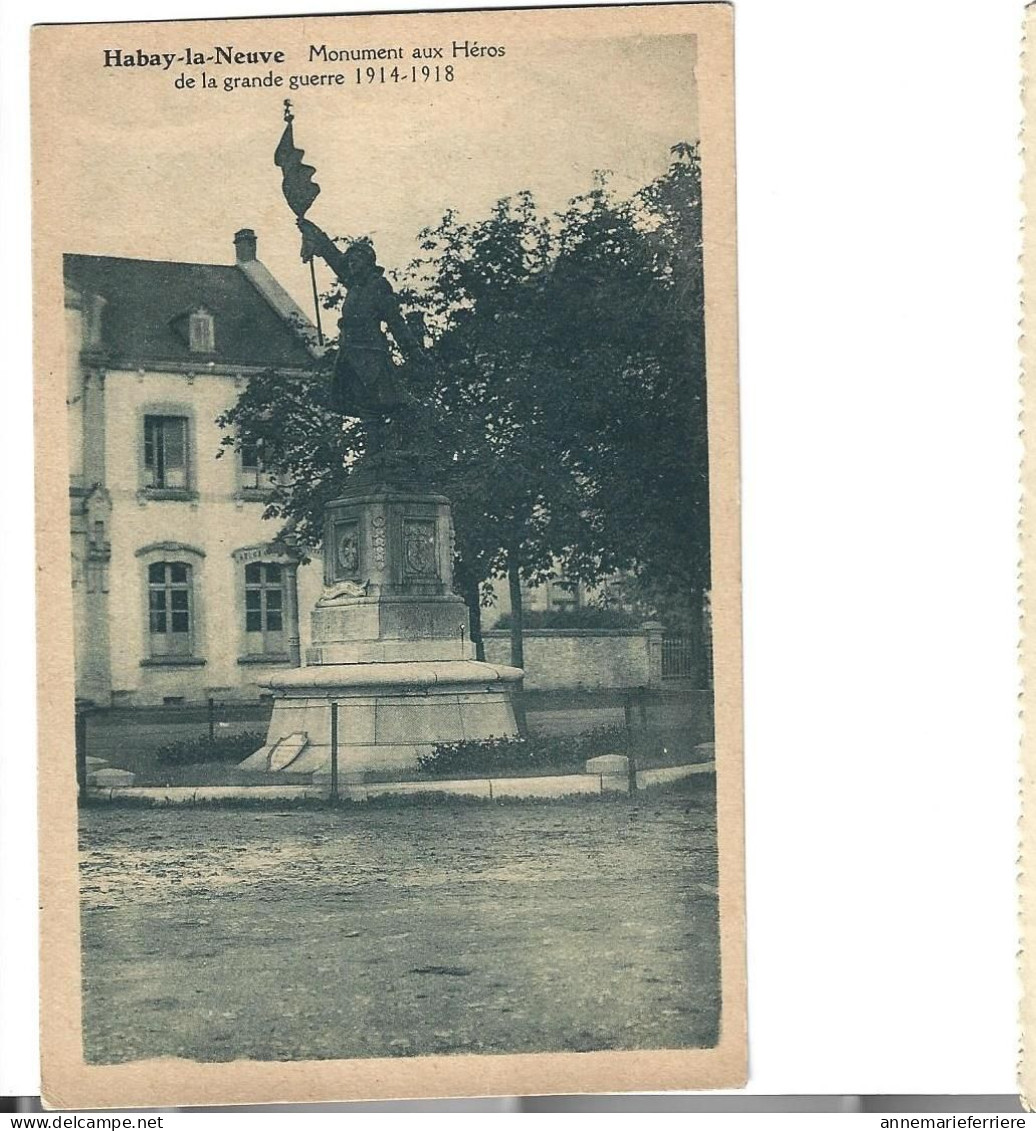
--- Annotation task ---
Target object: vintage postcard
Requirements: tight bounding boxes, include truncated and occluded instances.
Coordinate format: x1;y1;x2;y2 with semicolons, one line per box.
32;3;744;1107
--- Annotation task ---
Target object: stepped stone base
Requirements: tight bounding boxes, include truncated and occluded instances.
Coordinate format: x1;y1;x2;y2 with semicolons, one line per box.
239;659;523;779
240;476;525;780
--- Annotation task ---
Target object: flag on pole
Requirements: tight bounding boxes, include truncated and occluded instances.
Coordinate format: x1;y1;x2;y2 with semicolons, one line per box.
275;102;325;344
274;108;320;217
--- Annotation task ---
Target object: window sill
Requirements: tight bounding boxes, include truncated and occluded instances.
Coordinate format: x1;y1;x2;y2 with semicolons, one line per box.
140;656;207;667
138;488;198;503
237;653;293;666
235;488;277;504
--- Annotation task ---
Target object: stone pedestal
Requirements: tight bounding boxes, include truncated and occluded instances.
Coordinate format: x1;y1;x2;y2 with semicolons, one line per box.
240;472;522;780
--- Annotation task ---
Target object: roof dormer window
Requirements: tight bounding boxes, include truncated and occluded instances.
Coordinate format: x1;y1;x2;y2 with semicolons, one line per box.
188;307;215;353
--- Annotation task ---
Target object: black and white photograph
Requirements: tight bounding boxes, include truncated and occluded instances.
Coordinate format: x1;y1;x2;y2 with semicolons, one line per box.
32;4;743;1106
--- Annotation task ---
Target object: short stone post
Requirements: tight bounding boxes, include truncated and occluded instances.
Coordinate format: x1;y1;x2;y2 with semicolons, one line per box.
643;621;665;688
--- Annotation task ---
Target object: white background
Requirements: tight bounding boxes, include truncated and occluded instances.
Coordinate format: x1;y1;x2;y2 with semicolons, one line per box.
0;0;1023;1100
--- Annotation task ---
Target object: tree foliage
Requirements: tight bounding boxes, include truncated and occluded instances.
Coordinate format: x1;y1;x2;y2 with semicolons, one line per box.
218;143;710;666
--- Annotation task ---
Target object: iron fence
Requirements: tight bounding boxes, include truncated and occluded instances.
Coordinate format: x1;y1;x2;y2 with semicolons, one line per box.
661;636;696;681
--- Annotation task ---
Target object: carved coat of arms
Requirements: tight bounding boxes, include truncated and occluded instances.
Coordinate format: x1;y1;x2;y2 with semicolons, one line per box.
403;521;436;577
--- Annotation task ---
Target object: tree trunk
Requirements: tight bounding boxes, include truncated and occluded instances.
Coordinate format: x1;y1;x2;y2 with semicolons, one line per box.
507;555;524;670
465;576;485;662
506;555;529;737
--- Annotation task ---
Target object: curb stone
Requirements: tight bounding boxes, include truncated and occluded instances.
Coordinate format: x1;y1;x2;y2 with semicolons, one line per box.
84;762;716;806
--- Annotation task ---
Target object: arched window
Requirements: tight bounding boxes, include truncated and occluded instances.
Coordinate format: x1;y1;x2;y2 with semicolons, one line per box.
148;561;193;657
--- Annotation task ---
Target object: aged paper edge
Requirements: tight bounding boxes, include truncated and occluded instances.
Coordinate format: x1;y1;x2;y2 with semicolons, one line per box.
1022;0;1034;1111
32;2;746;1108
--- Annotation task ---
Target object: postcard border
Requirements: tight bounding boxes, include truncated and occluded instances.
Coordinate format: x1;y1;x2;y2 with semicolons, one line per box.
33;1;745;1107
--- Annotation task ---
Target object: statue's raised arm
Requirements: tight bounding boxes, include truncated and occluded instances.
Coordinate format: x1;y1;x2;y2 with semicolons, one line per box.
297;217;350;281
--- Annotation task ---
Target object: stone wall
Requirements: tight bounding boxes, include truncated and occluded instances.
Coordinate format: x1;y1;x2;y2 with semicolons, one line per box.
481;624;664;692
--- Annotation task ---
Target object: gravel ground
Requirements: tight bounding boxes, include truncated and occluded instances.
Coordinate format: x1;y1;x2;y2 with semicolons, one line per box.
79;779;720;1063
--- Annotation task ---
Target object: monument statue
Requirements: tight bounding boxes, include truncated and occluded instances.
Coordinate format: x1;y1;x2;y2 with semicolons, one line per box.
274;98;428;453
242;102;523;785
296;218;427;437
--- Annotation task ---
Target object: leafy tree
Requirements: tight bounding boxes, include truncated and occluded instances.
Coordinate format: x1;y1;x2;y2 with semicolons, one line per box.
533;145;712;677
397;192;632;668
217;347;349;547
218;143;712;681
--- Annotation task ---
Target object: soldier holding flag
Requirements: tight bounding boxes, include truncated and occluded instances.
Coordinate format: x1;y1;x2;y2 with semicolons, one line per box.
275;101;426;437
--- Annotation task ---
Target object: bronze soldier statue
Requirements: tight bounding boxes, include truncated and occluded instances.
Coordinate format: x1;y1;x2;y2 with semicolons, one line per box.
297;217;427;449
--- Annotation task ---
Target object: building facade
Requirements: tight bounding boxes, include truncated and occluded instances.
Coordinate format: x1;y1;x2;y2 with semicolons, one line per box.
65;231;325;708
65;231;709;707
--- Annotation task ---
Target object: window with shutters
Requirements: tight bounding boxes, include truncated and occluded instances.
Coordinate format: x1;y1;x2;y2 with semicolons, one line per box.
148;561;193;657
143;415;189;492
244;561;285;657
239;438;277;494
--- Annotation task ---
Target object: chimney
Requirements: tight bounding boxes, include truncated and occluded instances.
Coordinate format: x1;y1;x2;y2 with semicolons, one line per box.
234;228;257;263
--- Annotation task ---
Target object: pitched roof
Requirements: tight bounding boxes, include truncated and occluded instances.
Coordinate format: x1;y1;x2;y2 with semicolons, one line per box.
63;253;316;370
